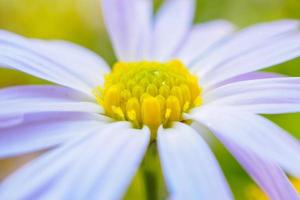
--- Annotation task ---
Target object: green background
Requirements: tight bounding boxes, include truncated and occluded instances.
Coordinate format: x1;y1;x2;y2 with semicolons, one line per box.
0;0;299;199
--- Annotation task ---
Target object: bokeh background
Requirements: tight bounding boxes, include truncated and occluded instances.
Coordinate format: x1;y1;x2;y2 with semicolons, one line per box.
0;0;300;199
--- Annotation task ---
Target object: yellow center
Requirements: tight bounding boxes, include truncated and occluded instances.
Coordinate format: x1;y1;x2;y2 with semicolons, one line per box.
94;60;202;136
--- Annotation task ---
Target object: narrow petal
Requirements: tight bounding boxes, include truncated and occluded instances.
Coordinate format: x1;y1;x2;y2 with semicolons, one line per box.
157;122;233;200
204;77;300;114
0;30;109;95
0;112;109;158
0;122;150;200
202;32;300;87
0;114;24;128
187;106;300;177
152;0;195;60
101;0;152;61
219;136;299;200
32;39;110;87
0;85;102;118
175;20;235;65
190;20;299;84
214;71;282;87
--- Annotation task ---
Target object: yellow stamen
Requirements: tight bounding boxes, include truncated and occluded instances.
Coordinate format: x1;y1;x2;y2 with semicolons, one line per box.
166;96;181;122
126;97;141;125
142;96;162;134
94;60;203;137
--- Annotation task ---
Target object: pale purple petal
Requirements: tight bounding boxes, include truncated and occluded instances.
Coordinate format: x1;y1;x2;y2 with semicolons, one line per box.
202;32;300;87
157;123;233;200
203;77;300;114
0;122;150;200
0;30;109;95
101;0;152;61
186;106;300;177
214;71;282;87
32;39;110;87
152;0;195;61
191;20;299;82
0;114;24;128
175;20;235;65
218;136;299;200
0;112;109;158
0;85;102;118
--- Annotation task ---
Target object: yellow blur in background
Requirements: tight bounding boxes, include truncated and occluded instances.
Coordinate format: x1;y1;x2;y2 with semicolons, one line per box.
247;178;300;200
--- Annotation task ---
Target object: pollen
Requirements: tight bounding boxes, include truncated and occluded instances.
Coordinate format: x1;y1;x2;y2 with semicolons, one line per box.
94;60;202;136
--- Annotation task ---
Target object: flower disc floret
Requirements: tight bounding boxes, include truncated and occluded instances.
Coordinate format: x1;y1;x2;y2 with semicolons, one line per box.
94;60;202;135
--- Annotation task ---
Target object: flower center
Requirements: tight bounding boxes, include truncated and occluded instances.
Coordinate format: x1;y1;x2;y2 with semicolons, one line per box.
94;60;202;135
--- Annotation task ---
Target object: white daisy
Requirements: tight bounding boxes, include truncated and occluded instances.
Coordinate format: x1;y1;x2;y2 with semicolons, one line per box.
0;0;300;199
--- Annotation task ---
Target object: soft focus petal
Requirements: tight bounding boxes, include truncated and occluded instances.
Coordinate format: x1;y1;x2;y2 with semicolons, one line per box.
0;30;109;95
190;20;299;84
187;107;300;177
152;0;195;60
219;136;299;200
0;112;109;158
101;0;152;61
214;71;282;87
0;122;150;200
0;85;102;118
0;114;24;128
157;122;233;200
202;32;300;87
175;20;235;65
32;39;110;87
192;20;299;73
204;77;300;114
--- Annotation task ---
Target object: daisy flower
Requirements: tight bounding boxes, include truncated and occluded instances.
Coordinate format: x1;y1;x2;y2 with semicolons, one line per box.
1;0;300;199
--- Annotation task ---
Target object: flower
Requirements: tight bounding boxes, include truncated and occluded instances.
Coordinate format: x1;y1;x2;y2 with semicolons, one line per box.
0;0;300;199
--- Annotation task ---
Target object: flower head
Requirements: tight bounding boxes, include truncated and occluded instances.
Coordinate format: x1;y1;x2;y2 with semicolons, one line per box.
0;0;300;199
94;60;202;135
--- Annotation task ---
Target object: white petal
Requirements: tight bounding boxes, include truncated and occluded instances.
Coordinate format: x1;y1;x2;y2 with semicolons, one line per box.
219;136;299;200
157;123;233;200
0;85;102;118
203;77;300;114
0;122;150;200
70;126;150;200
0;112;109;158
152;0;195;61
214;71;282;87
101;0;152;61
0;30;109;95
187;106;300;177
32;39;110;87
175;20;235;65
191;20;299;82
202;32;300;87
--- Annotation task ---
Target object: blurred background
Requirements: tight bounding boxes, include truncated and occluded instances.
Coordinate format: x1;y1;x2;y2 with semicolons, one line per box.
0;0;299;199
